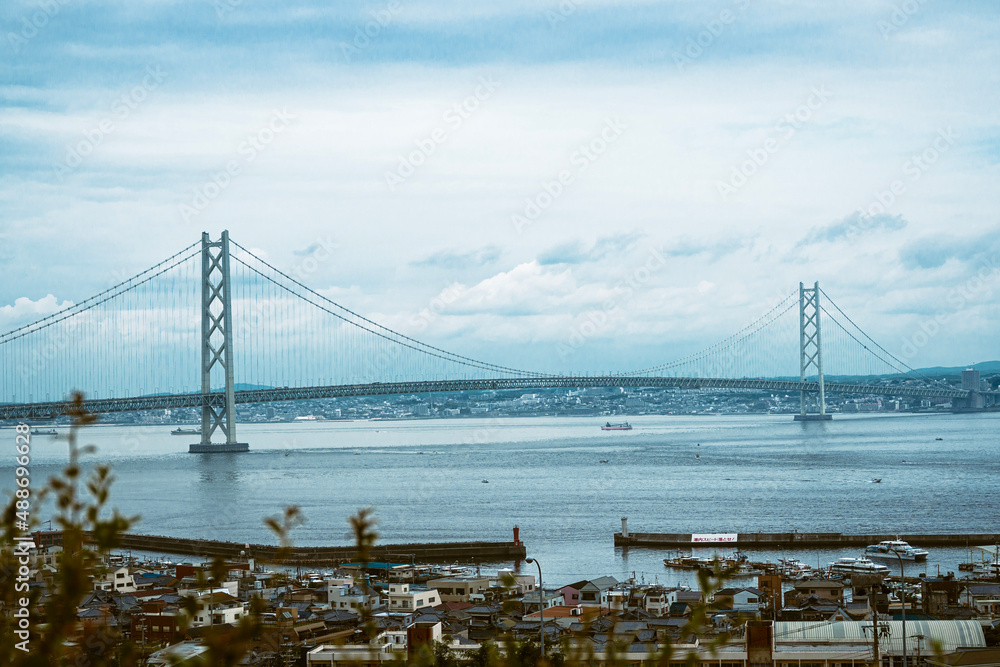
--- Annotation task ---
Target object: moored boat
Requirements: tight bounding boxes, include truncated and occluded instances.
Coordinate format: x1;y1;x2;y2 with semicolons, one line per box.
663;555;715;570
778;558;814;580
828;556;890;575
864;539;929;562
30;428;58;436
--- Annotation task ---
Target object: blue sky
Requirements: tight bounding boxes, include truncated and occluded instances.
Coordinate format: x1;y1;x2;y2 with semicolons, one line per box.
2;0;999;375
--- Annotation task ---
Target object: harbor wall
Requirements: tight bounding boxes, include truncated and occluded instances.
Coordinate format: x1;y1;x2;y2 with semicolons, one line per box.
35;531;526;565
615;532;1000;549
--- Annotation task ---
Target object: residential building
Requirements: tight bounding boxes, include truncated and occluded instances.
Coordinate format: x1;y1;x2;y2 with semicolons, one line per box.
713;587;765;615
784;579;845;606
427;576;490;603
188;590;246;627
94;566;137;593
386;583;439;612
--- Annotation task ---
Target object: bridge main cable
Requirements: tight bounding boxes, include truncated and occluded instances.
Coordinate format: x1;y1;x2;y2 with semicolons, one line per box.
818;288;935;383
229;240;557;379
618;290;798;377
0;241;201;346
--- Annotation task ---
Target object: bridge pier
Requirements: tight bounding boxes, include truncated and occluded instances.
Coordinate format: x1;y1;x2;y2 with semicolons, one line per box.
191;230;249;454
797;281;830;421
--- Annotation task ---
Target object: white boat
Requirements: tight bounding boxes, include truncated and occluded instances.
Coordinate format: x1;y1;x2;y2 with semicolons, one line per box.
828;556;890;575
778;558;813;579
864;540;929;562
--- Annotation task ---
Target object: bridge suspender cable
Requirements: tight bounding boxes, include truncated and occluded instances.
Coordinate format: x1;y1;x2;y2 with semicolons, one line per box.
620;290;799;377
0;241;201;345
229;240;555;379
818;288;935;383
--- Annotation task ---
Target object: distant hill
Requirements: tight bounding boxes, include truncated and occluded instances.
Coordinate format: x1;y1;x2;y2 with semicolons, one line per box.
234;383;274;392
911;361;1000;377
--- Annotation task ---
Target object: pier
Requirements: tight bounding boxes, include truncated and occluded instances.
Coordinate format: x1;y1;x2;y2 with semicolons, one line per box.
615;529;1000;549
34;531;526;565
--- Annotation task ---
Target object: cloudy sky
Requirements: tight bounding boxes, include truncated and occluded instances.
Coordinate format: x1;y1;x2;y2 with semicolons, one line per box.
2;0;999;376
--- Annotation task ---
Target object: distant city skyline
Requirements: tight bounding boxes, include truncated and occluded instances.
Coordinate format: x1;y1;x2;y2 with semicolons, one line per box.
2;1;999;373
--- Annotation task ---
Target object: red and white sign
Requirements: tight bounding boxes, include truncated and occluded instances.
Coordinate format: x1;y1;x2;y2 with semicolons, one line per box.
691;533;738;543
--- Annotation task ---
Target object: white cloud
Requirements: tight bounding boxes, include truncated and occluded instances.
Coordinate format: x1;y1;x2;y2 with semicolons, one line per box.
0;295;75;330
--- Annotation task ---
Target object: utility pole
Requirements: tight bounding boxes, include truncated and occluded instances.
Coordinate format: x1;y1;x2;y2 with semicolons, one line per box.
871;587;881;667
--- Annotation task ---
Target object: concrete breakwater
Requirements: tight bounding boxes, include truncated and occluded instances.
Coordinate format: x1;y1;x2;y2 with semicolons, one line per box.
615;531;1000;549
118;534;527;564
34;531;527;565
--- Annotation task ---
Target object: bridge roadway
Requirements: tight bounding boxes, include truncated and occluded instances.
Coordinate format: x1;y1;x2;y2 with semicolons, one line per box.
0;376;975;421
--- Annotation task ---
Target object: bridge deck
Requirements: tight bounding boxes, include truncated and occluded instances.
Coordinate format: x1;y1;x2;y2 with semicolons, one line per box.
0;376;976;421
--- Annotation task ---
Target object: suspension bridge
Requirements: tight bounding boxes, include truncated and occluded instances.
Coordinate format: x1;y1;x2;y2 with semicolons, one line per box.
0;232;990;453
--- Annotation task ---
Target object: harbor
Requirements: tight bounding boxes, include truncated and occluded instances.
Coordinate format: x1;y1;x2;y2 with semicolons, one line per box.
616;527;1000;549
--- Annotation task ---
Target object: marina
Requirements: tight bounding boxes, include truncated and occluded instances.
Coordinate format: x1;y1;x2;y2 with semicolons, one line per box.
616;529;1000;549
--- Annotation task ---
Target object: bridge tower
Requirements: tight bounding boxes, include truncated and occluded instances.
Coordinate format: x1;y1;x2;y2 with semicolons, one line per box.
794;281;832;421
189;230;249;453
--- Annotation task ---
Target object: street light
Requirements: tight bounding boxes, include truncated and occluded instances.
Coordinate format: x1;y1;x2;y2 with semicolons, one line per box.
894;552;907;667
525;558;544;657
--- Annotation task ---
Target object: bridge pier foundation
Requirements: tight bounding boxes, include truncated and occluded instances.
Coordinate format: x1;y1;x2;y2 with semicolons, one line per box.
793;414;832;421
189;442;250;453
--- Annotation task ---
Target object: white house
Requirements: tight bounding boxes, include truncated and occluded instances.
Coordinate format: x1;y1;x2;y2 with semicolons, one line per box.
386;583;439;611
713;587;764;614
327;577;379;611
188;590;246;627
94;566;136;593
642;587;679;616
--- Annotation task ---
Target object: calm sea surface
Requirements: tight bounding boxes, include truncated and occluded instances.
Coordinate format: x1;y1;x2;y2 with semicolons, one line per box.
5;412;999;586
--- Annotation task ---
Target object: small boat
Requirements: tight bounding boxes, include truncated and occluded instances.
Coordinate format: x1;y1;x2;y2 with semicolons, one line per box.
601;422;632;431
778;558;813;579
481;479;489;484
30;429;58;436
599;459;609;464
828;556;890;575
870;478;882;483
864;540;929;562
664;555;715;570
171;427;201;435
